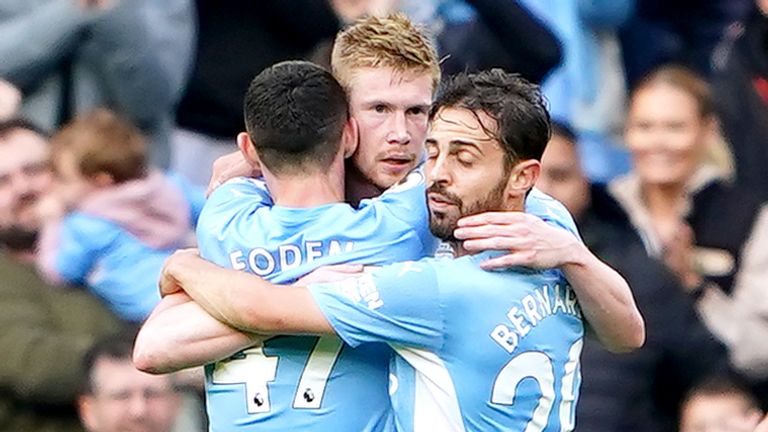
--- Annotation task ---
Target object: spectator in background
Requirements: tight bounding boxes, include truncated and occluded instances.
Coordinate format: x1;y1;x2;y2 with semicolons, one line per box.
679;375;763;432
0;0;195;168
620;0;752;85
331;0;562;83
518;0;634;183
0;118;124;432
35;110;204;323
172;0;341;186
537;122;730;432
608;66;768;386
713;0;768;202
408;0;562;83
78;333;183;432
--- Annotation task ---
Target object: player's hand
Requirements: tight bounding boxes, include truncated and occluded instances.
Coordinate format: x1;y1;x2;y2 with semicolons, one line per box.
207;151;260;197
294;264;364;286
159;248;201;297
454;212;581;270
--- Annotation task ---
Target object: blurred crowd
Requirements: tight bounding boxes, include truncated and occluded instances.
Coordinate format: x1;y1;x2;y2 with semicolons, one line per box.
1;0;767;431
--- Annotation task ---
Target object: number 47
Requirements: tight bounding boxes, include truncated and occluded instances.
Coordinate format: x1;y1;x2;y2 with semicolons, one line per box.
211;337;343;414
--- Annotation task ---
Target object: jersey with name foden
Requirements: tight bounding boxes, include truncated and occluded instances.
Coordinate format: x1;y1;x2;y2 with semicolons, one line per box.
197;169;436;432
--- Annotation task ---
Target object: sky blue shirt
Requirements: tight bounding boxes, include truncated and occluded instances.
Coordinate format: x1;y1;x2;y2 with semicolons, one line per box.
310;253;584;432
48;172;203;322
196;169;436;432
197;165;580;431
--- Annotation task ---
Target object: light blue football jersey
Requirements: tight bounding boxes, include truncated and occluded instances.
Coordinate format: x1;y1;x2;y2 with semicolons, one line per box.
197;169;436;431
309;253;585;432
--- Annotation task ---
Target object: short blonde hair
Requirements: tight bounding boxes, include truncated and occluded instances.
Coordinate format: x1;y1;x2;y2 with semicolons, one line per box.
331;13;440;92
51;109;147;183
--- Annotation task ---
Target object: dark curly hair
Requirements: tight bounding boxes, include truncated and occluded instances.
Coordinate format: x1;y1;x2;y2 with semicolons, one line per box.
430;69;551;171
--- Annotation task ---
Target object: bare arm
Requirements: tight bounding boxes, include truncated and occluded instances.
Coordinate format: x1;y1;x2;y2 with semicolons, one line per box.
133;292;262;374
159;250;335;336
455;212;645;353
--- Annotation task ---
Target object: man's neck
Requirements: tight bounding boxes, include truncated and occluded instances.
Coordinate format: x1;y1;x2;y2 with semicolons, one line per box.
451;240;468;258
642;182;685;221
345;164;385;207
266;172;346;208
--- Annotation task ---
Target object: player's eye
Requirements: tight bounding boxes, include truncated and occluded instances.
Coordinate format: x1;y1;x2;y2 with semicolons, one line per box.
457;152;475;167
373;104;387;113
425;143;439;159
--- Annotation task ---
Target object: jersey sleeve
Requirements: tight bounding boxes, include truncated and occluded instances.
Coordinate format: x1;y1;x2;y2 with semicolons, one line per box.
525;187;581;239
366;166;438;255
308;260;444;350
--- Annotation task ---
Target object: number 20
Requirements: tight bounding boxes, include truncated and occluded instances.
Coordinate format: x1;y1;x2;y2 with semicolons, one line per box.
491;339;583;432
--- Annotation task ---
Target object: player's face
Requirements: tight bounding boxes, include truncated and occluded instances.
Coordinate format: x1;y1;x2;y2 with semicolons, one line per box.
679;394;762;432
425;107;510;241
79;358;180;432
625;83;710;188
347;67;433;190
0;129;53;248
537;134;590;220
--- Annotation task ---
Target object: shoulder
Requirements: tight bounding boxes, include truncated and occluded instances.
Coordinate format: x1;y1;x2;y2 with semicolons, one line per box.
525;188;579;236
200;177;271;223
208;177;271;203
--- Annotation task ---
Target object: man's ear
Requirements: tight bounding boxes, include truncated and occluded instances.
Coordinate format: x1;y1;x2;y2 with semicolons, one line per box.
89;171;115;188
342;117;359;159
505;159;541;198
237;132;261;170
77;395;98;432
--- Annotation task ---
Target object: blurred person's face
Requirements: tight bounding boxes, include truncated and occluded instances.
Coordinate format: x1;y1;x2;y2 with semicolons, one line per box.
52;148;100;205
425;107;526;242
331;0;399;21
679;394;762;432
347;67;433;191
625;83;711;188
759;0;768;16
0;129;53;250
78;357;181;432
537;133;590;220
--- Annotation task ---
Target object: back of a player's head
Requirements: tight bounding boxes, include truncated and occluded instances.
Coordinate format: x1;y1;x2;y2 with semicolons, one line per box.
51;109;147;184
243;61;348;176
430;69;551;171
331;13;440;92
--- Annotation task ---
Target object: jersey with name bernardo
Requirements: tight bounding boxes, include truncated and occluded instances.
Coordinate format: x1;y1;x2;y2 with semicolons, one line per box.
196;170;436;432
310;253;585;432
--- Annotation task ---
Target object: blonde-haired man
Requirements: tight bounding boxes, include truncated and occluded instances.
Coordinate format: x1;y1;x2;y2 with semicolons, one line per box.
331;13;440;202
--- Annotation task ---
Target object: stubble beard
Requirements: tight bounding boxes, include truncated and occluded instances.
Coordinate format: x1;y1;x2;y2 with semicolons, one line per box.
427;178;507;244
